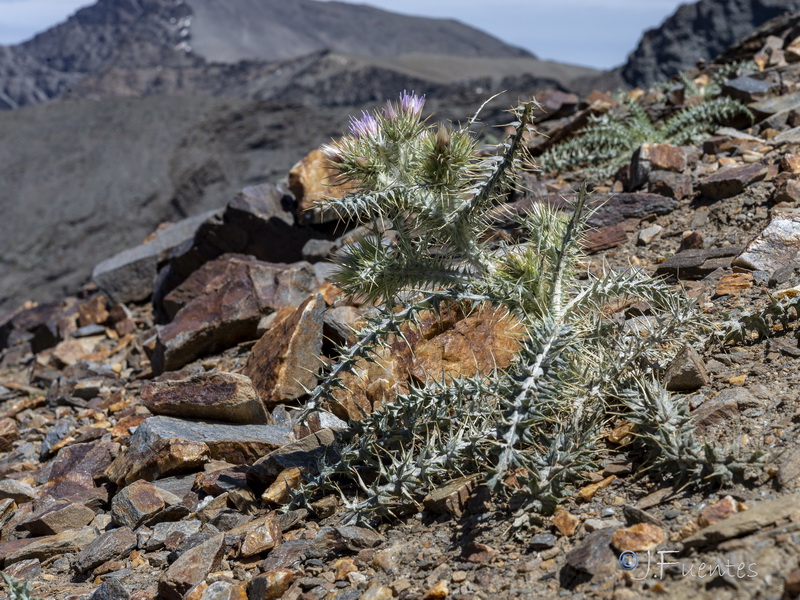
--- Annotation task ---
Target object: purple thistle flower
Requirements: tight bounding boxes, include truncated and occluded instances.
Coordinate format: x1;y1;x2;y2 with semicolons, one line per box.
349;110;380;139
399;90;425;118
383;100;397;120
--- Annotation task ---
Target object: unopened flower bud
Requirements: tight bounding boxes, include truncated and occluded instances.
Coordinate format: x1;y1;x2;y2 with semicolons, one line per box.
435;126;450;151
321;143;344;164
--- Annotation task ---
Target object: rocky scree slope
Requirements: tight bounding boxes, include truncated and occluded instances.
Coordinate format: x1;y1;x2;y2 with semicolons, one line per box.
2;18;800;600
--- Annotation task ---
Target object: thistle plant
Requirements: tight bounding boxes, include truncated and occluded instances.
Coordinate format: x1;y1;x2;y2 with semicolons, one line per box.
1;572;36;600
295;91;753;523
538;92;752;180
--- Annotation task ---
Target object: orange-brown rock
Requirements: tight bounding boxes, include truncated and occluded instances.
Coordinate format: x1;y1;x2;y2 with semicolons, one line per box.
77;295;110;328
698;495;745;527
261;467;303;505
141;371;270;424
328;302;522;421
247;569;297;600
577;475;616;502
158;534;225;600
714;272;754;297
553;509;580;537
152;254;321;374
406;303;522;383
288;148;356;224
234;515;283;557
244;294;325;407
51;336;104;367
610;523;665;552
422;476;479;518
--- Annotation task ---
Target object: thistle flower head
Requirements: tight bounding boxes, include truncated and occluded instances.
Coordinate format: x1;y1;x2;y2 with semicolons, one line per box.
399;90;425;118
349;111;380;139
383;100;398;120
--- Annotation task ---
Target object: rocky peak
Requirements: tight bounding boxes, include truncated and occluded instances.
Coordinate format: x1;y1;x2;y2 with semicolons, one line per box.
621;0;800;88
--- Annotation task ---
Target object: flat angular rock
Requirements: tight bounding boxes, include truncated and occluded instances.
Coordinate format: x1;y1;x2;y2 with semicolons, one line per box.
714;272;754;297
3;527;97;566
152;255;320;374
423;476;479;518
111;480;166;528
243;294;324;407
51;335;103;367
654;246;740;280
194;466;250;496
147;520;203;551
648;171;693;199
0;300;67;352
750;91;800;118
158;533;225;600
610;523;665;552
637;224;663;246
75;527;137;573
93;210;218;304
329;303;522;421
141;372;269;424
90;579;130;600
699;164;768;200
692;389;743;430
582;224;627;253
18;500;96;535
0;418;20;451
42;441;117;505
247;569;296;600
77;295;110;328
0;479;37;503
229;515;282;557
683;492;800;548
248;428;338;491
105;416;293;485
663;346;709;392
732;214;800;272
553;509;580;537
722;75;778;102
562;528;617;583
630;143;687;190
153;184;310;319
773;126;800;146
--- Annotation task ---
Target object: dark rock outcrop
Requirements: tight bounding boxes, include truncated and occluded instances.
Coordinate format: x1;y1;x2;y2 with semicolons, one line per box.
621;0;800;87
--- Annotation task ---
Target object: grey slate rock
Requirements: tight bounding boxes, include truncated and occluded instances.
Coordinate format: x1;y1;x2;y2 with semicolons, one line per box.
105;415;293;485
90;579;130;600
92;210;218;304
152;183;311;321
75;527;138;573
654;246;741;280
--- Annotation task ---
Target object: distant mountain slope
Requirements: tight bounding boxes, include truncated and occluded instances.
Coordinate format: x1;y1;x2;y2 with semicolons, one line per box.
186;0;531;63
621;0;800;87
0;0;534;109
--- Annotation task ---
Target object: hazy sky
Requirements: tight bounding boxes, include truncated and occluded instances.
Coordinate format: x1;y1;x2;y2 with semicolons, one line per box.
0;0;690;69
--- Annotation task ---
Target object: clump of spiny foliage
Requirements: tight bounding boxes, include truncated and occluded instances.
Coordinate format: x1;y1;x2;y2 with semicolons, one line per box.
1;572;37;600
538;79;753;180
720;291;800;344
294;91;755;523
